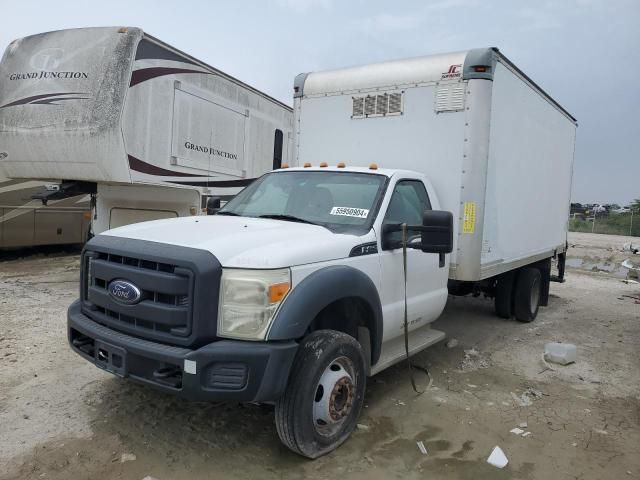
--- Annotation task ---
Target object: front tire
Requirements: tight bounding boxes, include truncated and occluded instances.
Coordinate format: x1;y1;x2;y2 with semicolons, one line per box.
275;330;366;459
513;267;541;322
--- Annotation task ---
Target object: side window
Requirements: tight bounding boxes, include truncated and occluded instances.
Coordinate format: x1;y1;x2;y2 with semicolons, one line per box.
273;129;284;170
382;180;431;247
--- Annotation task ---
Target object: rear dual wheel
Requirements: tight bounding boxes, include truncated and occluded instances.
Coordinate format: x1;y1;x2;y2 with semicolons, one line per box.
494;267;541;322
275;330;366;459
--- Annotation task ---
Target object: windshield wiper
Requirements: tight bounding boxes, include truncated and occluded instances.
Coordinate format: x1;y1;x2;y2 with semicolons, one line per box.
216;211;240;216
258;214;319;225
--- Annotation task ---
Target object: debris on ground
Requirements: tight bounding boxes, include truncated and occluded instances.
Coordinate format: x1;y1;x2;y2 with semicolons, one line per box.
357;423;370;431
544;342;577;365
446;338;459;348
622;259;640;279
460;348;490;371
519;422;528;428
622;242;639;254
522;431;532;437
510;427;525;435
417;441;428;455
487;446;509;468
120;453;137;463
511;387;544;407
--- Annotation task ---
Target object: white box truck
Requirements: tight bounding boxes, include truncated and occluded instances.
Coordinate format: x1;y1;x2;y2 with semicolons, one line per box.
0;27;293;236
66;48;576;458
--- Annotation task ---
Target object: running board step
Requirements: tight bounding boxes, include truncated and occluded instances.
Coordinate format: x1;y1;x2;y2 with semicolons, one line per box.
370;326;446;376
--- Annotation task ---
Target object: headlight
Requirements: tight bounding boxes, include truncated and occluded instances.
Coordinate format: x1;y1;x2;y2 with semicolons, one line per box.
218;268;291;340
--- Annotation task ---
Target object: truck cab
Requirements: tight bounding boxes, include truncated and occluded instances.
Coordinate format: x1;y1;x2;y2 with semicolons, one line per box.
68;165;453;458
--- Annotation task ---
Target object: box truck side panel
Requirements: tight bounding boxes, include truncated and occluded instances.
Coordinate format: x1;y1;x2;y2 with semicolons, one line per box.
480;61;576;277
0;27;140;182
295;84;467;266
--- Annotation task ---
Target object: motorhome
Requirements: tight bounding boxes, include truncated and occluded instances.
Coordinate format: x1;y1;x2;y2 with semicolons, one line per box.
67;48;576;458
0;27;293;235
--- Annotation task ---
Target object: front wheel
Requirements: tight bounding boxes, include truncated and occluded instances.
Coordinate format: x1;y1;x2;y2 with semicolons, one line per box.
275;330;366;459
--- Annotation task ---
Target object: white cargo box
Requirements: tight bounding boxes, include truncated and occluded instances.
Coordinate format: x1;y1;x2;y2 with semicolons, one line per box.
293;48;577;281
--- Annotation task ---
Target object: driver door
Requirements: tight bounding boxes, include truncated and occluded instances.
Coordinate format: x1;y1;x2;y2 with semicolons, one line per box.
377;179;449;343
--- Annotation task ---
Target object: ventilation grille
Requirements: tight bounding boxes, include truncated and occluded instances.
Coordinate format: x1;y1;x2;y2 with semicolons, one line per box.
352;92;403;119
434;83;466;112
352;97;364;117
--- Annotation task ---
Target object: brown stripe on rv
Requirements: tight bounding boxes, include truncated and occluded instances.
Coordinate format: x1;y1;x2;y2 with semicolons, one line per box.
134;39;200;67
129;67;211;87
128;155;201;177
0;92;87;109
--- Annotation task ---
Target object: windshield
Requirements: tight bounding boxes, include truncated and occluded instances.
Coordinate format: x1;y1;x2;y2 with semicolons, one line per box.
218;171;387;232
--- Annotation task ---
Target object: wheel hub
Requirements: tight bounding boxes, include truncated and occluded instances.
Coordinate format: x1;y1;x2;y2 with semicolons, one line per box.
313;358;355;435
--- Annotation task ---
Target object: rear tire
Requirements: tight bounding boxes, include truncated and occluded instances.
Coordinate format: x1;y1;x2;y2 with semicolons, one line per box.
494;271;516;319
275;330;366;459
513;268;541;322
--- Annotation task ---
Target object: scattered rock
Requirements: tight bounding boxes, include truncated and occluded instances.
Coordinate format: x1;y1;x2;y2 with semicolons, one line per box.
446;338;458;348
518;422;528;428
510;427;525;435
460;348;490;371
120;453;137;463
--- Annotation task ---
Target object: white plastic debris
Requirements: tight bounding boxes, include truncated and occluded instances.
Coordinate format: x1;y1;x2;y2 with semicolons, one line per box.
120;453;137;463
487;446;508;468
510;427;525;435
522;431;532;437
417;441;428;455
544;343;577;365
356;423;370;431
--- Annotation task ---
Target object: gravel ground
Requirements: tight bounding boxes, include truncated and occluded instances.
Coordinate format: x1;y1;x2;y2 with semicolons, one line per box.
0;232;638;480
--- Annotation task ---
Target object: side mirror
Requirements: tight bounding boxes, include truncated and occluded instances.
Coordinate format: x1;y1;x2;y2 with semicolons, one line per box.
420;210;454;254
206;196;222;215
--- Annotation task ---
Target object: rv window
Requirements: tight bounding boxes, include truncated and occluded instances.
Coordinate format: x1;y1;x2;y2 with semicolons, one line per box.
273;129;284;170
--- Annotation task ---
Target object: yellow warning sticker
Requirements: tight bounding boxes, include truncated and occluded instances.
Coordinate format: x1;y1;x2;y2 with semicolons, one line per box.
463;202;476;234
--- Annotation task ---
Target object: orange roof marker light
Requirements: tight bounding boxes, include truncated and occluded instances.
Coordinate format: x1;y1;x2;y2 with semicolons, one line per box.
303;162;312;168
369;163;378;170
337;162;346;168
280;163;289;169
319;162;328;167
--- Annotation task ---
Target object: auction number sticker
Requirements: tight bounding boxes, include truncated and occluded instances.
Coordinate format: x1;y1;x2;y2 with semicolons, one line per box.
330;206;370;219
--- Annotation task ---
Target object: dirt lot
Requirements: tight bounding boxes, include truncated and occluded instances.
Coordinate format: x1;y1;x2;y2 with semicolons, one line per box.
1;232;639;480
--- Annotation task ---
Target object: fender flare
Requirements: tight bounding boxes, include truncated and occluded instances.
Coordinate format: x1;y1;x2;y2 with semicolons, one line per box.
268;265;383;365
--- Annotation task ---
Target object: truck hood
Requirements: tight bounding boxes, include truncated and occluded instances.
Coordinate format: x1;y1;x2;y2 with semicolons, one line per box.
101;215;374;268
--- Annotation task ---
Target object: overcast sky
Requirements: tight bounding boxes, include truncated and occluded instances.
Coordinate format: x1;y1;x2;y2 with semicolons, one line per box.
1;0;638;204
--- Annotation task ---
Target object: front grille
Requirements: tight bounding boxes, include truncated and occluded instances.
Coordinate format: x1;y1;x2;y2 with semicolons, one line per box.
83;251;194;342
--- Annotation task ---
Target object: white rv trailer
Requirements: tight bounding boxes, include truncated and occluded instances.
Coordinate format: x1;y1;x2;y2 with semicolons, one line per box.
0;27;293;235
0;177;90;248
292;47;577;282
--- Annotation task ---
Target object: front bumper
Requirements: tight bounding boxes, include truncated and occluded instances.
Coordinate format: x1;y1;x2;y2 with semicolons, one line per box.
67;300;298;402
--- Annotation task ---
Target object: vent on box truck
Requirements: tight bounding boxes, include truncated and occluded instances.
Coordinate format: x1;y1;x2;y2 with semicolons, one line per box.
434;83;466;112
352;92;403;119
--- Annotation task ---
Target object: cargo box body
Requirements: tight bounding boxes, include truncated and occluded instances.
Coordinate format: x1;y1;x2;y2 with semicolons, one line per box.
293;48;576;281
0;27;293;233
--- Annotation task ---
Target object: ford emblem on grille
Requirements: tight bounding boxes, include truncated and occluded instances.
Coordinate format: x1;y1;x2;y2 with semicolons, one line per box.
108;279;142;305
